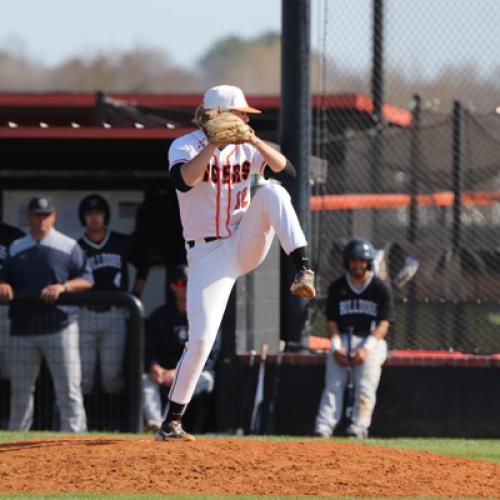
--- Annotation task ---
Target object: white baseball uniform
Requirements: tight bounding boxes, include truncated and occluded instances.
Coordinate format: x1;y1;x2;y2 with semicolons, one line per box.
168;130;307;404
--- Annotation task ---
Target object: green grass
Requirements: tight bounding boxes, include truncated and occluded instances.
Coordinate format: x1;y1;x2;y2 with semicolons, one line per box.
0;431;141;442
1;432;499;499
340;436;500;463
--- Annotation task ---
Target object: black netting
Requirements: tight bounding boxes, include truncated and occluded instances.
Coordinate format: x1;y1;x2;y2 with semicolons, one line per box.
310;1;500;354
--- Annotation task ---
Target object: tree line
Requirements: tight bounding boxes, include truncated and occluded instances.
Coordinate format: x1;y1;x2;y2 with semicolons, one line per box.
1;32;500;112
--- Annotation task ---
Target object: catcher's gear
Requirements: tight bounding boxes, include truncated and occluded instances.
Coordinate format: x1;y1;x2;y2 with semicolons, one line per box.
343;238;376;269
203;112;255;145
79;194;110;226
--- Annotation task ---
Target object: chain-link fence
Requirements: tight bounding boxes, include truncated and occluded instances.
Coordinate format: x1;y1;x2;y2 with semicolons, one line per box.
0;293;143;431
310;0;500;354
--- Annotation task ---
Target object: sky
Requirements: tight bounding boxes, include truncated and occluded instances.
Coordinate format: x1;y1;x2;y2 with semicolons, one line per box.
1;0;500;78
0;0;283;68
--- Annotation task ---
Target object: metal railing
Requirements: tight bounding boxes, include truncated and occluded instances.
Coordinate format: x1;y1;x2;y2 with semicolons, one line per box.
0;291;144;432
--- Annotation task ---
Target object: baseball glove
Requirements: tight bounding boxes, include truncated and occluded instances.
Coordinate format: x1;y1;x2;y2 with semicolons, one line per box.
203;112;254;145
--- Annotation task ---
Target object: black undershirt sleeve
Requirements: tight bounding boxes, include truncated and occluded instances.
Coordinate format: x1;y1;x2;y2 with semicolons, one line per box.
263;159;297;182
169;163;192;192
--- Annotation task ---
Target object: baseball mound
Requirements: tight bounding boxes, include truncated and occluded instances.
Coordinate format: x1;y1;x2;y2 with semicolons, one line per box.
0;436;499;497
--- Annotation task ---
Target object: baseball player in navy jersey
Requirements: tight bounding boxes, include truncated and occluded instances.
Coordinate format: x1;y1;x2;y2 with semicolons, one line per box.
314;238;394;439
0;196;92;432
0;221;25;380
155;85;316;441
77;194;146;395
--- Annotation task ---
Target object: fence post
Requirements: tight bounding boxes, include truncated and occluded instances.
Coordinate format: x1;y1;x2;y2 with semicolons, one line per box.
280;0;312;346
451;100;464;349
406;94;422;348
452;100;464;252
370;0;385;240
408;94;421;244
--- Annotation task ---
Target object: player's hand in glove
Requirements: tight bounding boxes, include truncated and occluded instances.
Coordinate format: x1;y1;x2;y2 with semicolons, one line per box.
204;112;255;146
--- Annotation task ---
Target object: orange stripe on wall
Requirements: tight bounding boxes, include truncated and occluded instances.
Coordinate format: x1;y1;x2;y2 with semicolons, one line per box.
310;191;500;211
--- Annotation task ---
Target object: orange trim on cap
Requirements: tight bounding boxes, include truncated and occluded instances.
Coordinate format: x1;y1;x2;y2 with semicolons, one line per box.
231;106;262;114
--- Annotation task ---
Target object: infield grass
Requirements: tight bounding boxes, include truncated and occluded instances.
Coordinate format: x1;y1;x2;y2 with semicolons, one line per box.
0;432;499;499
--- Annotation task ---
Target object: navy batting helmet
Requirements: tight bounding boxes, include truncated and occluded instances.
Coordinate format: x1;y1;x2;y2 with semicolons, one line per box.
343;238;376;269
79;194;110;226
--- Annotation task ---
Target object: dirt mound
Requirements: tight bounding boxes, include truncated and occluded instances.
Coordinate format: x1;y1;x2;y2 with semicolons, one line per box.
0;436;498;497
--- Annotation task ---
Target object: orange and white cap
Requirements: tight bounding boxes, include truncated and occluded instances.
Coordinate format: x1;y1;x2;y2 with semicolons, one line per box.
203;85;261;114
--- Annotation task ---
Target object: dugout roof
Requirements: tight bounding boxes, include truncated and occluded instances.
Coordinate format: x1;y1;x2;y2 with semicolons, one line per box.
0;92;411;190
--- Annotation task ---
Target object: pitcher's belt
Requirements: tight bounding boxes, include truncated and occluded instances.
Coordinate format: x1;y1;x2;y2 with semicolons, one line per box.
187;236;229;249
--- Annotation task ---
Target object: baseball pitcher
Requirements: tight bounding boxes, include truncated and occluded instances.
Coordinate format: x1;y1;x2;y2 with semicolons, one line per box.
155;85;316;441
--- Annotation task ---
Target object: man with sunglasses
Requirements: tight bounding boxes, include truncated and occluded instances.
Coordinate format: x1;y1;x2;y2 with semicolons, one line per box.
143;265;220;432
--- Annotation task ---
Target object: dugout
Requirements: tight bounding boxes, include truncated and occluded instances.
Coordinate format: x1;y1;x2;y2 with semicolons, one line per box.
0;91;413;432
0;91;411;344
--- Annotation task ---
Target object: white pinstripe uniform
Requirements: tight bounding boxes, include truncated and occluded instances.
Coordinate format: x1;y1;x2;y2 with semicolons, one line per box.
168;130;307;406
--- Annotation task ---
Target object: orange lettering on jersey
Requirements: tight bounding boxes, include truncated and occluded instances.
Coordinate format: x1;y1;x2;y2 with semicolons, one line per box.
242;160;251;180
235;187;249;210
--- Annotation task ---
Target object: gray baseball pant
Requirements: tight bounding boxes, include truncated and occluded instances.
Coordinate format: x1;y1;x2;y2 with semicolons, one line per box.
78;307;127;395
7;322;87;432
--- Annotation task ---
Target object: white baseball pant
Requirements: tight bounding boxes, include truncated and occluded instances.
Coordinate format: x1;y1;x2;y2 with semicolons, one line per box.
143;370;215;426
314;333;387;437
169;183;307;405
